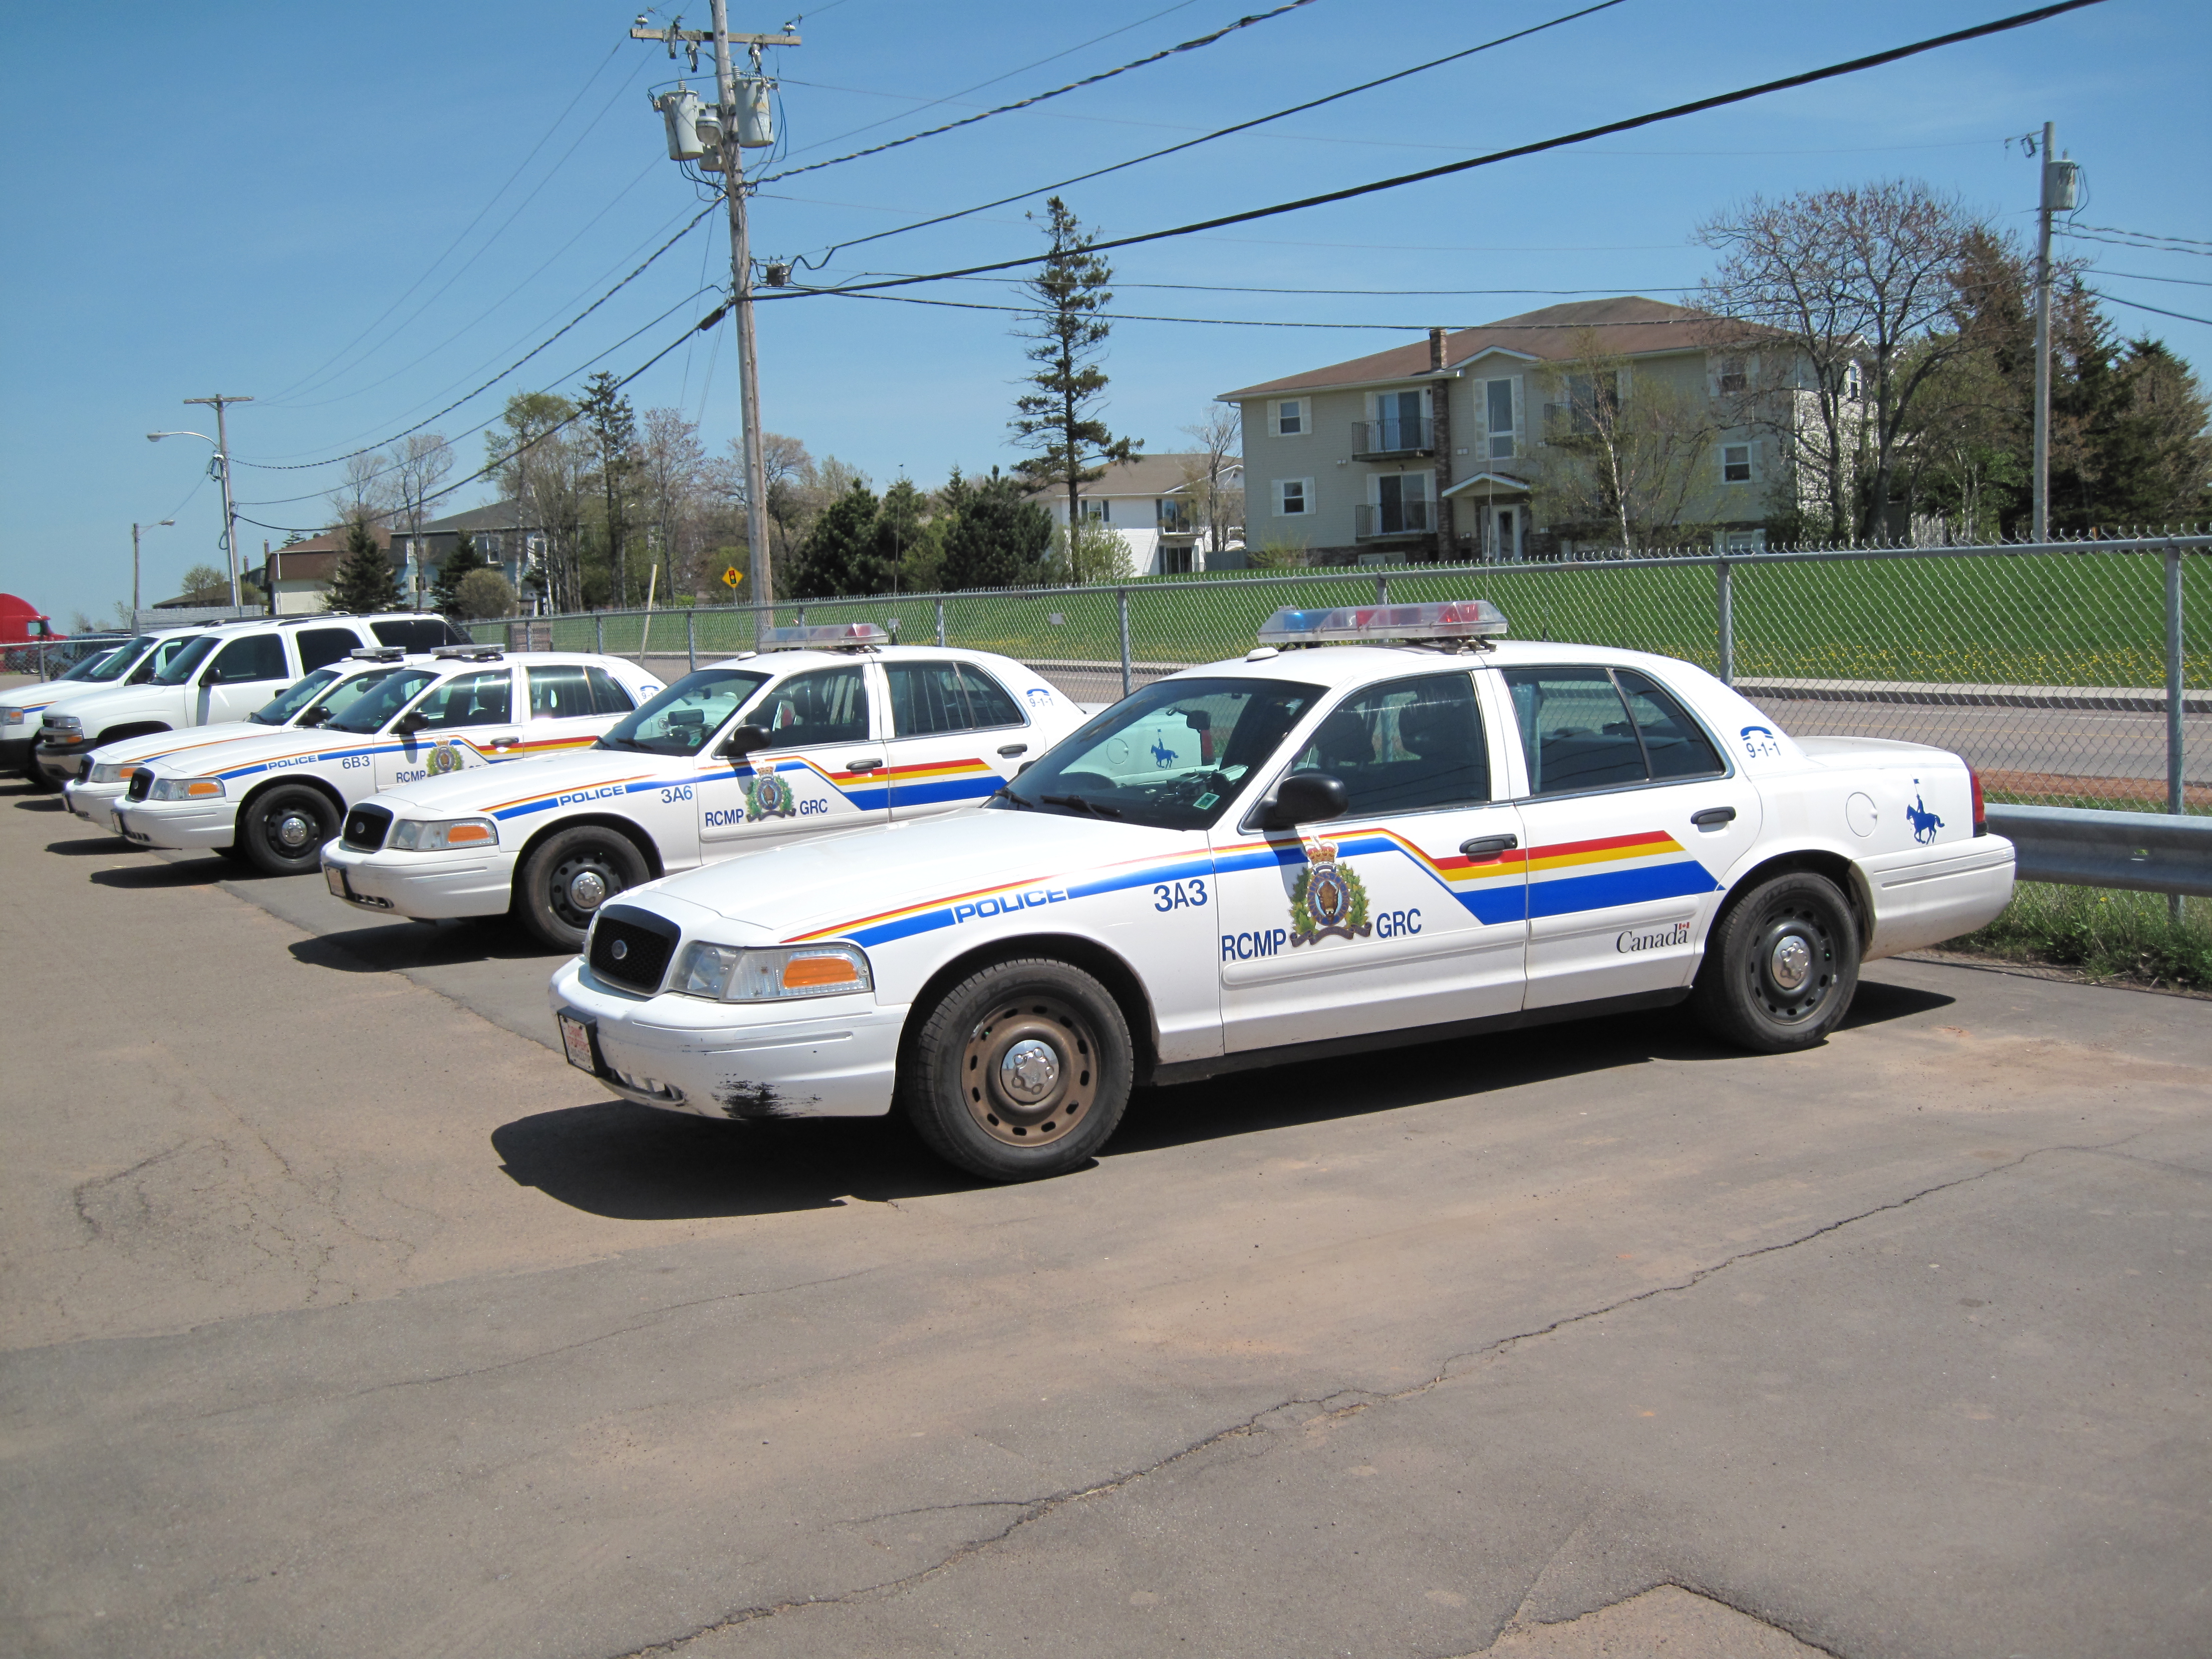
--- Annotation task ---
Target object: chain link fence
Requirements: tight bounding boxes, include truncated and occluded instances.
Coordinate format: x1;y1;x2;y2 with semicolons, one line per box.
474;532;2208;815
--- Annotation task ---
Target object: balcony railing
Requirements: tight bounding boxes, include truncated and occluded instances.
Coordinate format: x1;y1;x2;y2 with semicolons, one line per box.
1354;500;1434;539
1349;417;1434;458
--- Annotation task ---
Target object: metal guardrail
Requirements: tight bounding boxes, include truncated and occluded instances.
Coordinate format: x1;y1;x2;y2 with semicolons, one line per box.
1986;804;2212;898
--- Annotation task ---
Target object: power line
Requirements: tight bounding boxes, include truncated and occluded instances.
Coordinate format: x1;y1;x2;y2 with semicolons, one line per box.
806;285;1734;332
2089;290;2212;330
2060;226;2212;259
764;0;2109;303
781;0;1636;268
2069;222;2212;251
2095;269;2212;291
757;0;1320;183
235;201;722;472
858;271;1702;298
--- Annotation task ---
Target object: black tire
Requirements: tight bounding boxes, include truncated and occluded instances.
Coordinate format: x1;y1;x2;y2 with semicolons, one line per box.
215;842;248;864
1691;871;1860;1053
21;754;61;792
515;826;649;951
899;957;1133;1182
240;784;339;877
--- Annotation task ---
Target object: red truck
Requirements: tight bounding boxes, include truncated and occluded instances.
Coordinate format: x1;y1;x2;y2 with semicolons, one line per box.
1;595;73;677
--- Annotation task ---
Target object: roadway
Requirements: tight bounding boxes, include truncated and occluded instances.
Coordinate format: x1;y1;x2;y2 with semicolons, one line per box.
3;776;2206;1659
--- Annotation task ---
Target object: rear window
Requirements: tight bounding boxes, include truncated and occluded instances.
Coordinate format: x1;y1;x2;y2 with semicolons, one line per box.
887;661;1026;737
1502;666;1725;795
370;618;471;651
587;666;636;714
298;627;362;672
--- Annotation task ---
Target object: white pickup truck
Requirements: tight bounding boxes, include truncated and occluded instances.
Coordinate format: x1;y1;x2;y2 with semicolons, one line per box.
32;612;469;782
2;627;212;786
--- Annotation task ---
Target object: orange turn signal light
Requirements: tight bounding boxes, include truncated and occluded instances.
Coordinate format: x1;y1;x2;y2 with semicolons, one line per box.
782;954;860;990
445;822;493;844
186;780;221;797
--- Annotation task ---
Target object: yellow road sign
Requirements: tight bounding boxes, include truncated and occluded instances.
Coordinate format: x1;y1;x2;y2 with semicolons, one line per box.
722;566;744;590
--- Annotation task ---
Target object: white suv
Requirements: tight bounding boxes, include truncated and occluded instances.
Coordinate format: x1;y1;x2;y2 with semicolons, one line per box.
2;627;211;787
32;613;469;782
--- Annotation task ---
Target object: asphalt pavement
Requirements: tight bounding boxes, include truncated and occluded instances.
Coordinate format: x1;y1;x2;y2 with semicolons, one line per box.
3;775;2206;1659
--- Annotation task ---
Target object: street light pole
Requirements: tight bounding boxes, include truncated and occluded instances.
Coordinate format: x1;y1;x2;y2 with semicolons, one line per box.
131;518;175;625
183;394;253;609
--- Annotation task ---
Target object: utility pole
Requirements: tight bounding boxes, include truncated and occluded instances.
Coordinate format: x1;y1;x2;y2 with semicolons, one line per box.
636;11;795;610
183;394;253;607
2029;124;2078;543
131;518;174;625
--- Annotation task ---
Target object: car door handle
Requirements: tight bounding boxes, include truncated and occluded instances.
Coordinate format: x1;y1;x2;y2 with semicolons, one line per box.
1460;834;1518;859
1691;806;1737;827
997;743;1028;757
487;735;521;751
844;756;884;772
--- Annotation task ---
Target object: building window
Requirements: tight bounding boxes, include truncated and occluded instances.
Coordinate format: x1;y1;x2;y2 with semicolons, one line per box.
1844;362;1862;403
1722;443;1753;484
1273;399;1306;437
1484;379;1517;460
1274;478;1311;516
1156;498;1195;533
1159;546;1193;575
1717;356;1747;394
1078;498;1108;523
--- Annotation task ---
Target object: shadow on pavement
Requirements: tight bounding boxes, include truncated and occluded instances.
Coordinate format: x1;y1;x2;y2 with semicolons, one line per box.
289;916;565;974
46;835;127;856
87;856;238;889
491;1101;975;1219
12;794;65;812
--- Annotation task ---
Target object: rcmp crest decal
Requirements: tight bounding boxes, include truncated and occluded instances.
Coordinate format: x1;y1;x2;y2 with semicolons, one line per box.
1289;834;1370;945
740;771;798;821
424;740;466;777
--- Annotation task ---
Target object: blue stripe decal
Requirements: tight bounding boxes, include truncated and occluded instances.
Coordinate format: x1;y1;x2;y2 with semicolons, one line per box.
887;776;1002;808
1528;861;1717;918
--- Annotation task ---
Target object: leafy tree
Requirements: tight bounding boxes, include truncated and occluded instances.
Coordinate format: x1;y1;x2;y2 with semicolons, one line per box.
324;519;401;614
431;531;486;617
1529;329;1718;551
452;568;516;621
790;479;883;598
1044;517;1132;585
1009;197;1139;569
939;470;1053;590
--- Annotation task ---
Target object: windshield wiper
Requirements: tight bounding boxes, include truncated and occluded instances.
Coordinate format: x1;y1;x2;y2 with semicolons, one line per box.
1041;792;1121;819
990;786;1037;809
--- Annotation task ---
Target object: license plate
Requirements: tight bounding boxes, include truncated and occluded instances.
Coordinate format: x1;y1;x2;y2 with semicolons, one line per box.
557;1012;601;1076
325;865;349;900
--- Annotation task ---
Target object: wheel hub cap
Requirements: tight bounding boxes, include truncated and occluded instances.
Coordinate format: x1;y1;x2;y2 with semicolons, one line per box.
1769;934;1812;991
999;1039;1060;1104
567;869;608;911
275;812;314;850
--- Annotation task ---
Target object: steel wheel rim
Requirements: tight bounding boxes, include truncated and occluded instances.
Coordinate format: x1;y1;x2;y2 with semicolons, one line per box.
960;994;1097;1149
1748;902;1836;1024
273;809;317;851
547;850;623;930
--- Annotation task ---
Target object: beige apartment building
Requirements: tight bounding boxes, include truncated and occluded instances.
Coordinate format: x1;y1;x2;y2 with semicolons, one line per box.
1221;296;1826;565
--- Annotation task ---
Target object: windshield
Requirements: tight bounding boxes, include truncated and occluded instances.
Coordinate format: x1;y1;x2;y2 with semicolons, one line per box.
58;647;124;683
249;667;343;725
994;676;1324;831
325;666;440;734
86;637;155;681
153;635;221;686
597;666;771;756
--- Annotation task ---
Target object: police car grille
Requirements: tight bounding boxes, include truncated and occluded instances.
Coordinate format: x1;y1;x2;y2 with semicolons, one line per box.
590;908;679;993
125;769;153;802
342;804;392;852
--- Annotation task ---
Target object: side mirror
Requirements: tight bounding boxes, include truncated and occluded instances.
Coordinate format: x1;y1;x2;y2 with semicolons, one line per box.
1261;770;1348;831
298;705;331;728
392;709;429;735
718;722;771;759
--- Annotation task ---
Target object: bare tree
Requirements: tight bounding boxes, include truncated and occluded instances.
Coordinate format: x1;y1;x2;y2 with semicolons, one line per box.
1697;181;1983;540
487;393;584;612
326;451;398;529
387;434;454;604
1528;331;1719;551
639;408;709;599
1178;405;1245;564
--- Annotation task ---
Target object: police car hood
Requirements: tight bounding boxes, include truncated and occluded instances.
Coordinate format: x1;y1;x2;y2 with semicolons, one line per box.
93;719;284;767
365;744;650;815
644;808;1174;942
133;724;386;778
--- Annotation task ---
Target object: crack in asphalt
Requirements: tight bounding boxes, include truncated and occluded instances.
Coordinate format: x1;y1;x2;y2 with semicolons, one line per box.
603;1137;2143;1659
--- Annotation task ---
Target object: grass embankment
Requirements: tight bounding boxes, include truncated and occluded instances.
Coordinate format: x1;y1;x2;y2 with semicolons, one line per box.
1943;882;2211;990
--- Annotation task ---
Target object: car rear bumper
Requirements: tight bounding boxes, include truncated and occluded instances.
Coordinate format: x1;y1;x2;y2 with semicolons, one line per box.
548;956;904;1120
1860;835;2017;959
113;799;238;851
320;839;514;918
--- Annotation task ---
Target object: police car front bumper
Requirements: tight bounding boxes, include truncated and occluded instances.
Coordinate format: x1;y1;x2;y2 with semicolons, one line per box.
321;839;513;919
548;956;904;1121
112;798;238;851
63;777;127;823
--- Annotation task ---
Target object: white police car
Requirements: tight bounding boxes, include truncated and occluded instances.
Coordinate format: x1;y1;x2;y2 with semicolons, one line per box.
548;601;2017;1183
110;648;661;876
61;649;434;832
321;627;1086;950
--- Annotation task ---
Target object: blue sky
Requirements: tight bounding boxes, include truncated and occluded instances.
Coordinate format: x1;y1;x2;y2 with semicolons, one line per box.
3;0;2204;623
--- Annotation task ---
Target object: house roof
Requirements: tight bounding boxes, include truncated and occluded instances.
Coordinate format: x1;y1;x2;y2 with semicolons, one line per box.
419;498;543;535
1024;452;1243;501
1217;297;1740;400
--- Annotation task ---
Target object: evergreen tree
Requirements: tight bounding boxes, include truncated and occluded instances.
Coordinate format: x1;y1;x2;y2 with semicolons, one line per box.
1009;197;1138;572
790;479;882;598
324;519;401;613
579;372;640;603
431;531;486;617
875;477;941;593
939;470;1053;590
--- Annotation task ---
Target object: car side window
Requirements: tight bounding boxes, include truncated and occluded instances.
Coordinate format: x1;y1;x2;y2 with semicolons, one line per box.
752;665;870;745
1287;672;1490;815
1615;670;1724;779
586;666;636;714
298;628;360;672
1502;667;1646;795
207;634;288;685
527;664;592;720
887;661;968;737
410;669;513;732
956;664;1025;730
371;618;470;650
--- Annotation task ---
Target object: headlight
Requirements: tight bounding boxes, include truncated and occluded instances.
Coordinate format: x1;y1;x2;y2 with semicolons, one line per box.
88;761;131;785
387;816;498;851
672;941;873;1002
44;715;82;735
148;776;224;801
0;707;25;727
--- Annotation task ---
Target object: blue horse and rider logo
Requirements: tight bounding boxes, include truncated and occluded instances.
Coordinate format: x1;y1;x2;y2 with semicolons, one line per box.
1904;779;1944;845
1150;738;1178;769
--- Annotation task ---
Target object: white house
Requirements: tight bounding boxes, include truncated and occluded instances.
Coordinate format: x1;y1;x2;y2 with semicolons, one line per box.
1027;452;1244;575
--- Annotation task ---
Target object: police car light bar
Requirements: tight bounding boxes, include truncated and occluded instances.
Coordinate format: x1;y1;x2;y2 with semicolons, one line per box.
348;646;408;662
757;622;891;652
432;644;506;661
1256;599;1508;646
